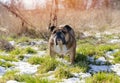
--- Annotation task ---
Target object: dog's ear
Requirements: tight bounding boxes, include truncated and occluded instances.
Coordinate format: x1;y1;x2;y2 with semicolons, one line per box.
49;26;56;33
64;25;75;37
64;25;72;32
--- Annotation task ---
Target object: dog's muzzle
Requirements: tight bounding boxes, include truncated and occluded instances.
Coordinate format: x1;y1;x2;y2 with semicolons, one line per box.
54;32;66;45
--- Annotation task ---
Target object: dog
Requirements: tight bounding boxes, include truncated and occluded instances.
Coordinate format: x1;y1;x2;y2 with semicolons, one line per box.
48;25;76;64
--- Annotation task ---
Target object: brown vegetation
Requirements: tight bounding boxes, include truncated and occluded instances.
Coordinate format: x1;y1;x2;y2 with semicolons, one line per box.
0;0;120;39
0;39;14;51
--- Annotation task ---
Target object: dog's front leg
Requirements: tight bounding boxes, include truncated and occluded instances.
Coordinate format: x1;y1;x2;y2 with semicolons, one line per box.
69;49;76;64
49;46;56;58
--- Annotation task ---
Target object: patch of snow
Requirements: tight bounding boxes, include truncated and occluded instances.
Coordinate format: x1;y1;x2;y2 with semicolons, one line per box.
24;54;32;58
35;40;47;45
17;40;47;47
105;51;114;59
47;75;56;80
0;52;9;56
114;49;119;52
32;47;39;50
0;59;6;63
23;54;33;61
79;73;91;79
108;39;120;43
61;77;85;83
113;36;119;39
56;58;70;65
83;32;92;37
0;66;6;77
105;49;119;59
87;56;95;62
95;33;101;38
89;65;111;73
103;31;112;35
37;51;46;57
12;61;39;74
9;41;15;46
73;72;91;79
110;64;120;76
6;80;20;83
96;57;107;65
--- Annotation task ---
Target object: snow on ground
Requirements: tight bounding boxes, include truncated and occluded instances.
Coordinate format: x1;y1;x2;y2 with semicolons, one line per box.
89;64;111;73
61;77;85;83
95;57;107;65
9;41;15;46
56;58;71;65
105;51;115;59
11;61;39;74
87;56;94;62
110;64;120;76
73;73;91;79
0;66;6;77
6;80;20;83
1;38;120;82
108;39;120;43
37;51;46;57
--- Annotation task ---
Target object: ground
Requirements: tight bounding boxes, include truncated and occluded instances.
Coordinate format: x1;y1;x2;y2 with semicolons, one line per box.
0;32;120;83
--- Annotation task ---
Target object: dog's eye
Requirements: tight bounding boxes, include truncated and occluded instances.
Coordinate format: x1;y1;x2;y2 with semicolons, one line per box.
62;30;67;34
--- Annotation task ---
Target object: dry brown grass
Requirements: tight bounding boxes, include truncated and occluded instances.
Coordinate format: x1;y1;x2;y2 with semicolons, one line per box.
0;5;120;39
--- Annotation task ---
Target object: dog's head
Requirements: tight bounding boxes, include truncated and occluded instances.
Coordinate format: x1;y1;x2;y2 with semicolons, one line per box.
49;25;73;45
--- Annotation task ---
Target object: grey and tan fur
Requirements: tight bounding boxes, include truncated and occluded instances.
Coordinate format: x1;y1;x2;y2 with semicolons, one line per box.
48;25;76;64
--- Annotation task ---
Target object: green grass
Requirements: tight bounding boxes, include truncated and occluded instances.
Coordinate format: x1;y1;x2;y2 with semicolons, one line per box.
96;44;119;53
10;47;37;56
10;48;22;55
112;51;120;63
114;56;120;63
28;56;46;65
113;51;120;57
37;56;59;73
76;43;96;56
0;55;18;62
0;70;18;83
1;34;120;83
77;42;119;59
15;75;50;83
25;47;37;54
86;72;120;83
55;67;74;79
0;60;14;68
16;36;31;43
31;56;60;73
